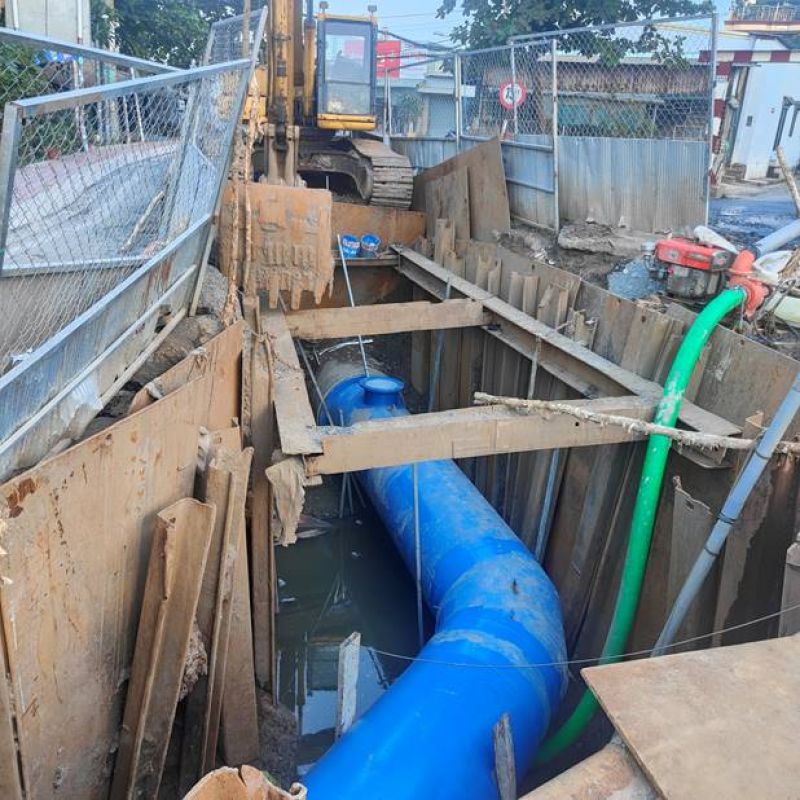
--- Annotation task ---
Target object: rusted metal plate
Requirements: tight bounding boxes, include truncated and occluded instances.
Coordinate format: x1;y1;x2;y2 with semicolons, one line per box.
583;637;800;800
331;201;425;247
219;182;333;309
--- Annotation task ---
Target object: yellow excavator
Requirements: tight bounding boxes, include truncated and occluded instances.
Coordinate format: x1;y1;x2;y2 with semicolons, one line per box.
253;0;414;208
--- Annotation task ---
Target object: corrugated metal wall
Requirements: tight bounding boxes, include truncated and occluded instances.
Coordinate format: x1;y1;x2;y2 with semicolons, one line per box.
394;134;707;233
496;135;557;231
392;135;558;231
557;137;708;231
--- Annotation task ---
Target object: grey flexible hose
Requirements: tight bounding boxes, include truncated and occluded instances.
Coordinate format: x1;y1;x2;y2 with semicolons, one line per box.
653;370;800;655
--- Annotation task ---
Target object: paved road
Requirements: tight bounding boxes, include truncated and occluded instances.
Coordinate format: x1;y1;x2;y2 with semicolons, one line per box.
710;185;798;250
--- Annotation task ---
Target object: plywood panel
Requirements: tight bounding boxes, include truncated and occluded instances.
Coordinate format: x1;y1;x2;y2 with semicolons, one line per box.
412;138;510;242
331;202;425;246
584;637;800;800
0;325;243;800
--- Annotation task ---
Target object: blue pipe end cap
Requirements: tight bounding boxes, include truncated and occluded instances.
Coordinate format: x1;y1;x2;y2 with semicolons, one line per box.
361;376;405;407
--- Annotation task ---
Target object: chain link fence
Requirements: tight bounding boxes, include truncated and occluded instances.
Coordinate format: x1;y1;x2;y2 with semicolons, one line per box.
0;61;249;370
0;22;254;476
545;19;713;141
385;15;715;232
204;6;268;65
0;28;171;116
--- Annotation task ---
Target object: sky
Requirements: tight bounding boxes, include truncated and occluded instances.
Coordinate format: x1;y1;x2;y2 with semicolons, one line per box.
321;0;733;45
326;0;465;43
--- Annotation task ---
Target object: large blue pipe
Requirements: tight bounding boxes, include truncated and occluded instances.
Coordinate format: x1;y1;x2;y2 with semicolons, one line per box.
304;373;567;800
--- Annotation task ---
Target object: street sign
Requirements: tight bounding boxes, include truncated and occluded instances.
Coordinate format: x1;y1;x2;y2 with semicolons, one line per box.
499;81;527;111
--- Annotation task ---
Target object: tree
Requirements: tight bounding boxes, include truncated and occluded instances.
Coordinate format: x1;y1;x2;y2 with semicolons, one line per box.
436;0;713;50
92;0;242;67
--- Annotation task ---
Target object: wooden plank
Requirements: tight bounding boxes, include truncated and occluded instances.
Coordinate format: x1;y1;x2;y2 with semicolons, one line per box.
286;299;489;340
394;246;741;437
220;512;260;765
260;309;320;456
306;396;654;476
249;327;276;690
201;449;254;775
440;169;471;242
331;201;425;246
179;445;254;792
0;376;223;799
412;138;510;242
583;636;800;800
111;498;216;800
433;218;455;265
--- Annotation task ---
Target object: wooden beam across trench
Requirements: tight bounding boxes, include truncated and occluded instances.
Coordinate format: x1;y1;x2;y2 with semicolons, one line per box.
392;246;741;439
305;396;654;476
264;247;741;477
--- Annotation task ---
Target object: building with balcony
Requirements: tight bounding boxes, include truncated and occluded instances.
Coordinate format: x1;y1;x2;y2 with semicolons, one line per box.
725;2;800;35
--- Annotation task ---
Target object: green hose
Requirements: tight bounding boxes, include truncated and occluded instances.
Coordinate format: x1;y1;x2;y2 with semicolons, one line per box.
537;287;746;763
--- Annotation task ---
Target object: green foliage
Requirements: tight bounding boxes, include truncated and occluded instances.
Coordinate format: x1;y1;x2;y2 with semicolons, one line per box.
91;0;118;48
436;0;714;50
396;91;423;130
109;1;242;67
0;43;53;109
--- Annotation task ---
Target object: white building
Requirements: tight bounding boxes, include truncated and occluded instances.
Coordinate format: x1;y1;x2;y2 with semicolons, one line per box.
6;0;91;44
714;30;800;181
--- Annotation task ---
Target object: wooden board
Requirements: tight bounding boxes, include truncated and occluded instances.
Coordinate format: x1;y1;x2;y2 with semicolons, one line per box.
179;446;254;792
425;169;470;242
286;299;489;340
305;396;654;476
331;201;425;246
583;637;800;800
128;320;243;428
260;309;320;456
0;325;242;800
111;498;216;800
412;138;510;242
220;511;260;766
395;247;741;437
249;326;277;688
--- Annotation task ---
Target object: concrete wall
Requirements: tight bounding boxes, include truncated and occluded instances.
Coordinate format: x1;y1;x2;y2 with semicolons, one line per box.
11;0;91;44
731;63;800;180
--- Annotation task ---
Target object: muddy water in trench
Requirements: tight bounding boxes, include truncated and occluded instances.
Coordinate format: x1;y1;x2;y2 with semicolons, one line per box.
276;481;427;779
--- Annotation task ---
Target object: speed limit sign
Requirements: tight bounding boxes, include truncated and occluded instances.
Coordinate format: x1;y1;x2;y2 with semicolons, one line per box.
499;81;527;110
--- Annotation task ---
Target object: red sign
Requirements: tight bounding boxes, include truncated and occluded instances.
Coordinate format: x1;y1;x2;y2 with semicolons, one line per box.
377;39;401;79
499;81;527;110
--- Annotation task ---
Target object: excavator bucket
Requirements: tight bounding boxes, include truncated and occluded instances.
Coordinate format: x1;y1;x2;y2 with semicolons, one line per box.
219;181;334;310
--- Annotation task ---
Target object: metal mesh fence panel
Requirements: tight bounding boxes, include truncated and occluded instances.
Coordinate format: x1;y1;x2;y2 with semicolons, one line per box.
0;60;250;374
204;8;268;65
459;42;552;140
0;28;169;138
378;36;458;140
543;18;713;140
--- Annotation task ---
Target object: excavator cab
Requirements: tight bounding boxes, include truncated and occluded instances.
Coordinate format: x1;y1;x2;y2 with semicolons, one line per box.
316;13;377;131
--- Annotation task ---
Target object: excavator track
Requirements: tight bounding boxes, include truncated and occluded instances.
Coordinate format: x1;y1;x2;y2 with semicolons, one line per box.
350;139;414;209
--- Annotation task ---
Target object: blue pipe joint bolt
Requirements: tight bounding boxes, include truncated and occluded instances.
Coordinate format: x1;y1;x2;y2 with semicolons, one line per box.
306;370;567;800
